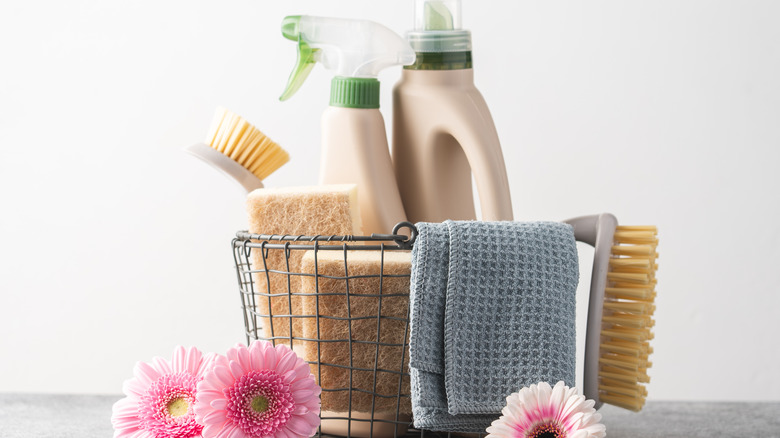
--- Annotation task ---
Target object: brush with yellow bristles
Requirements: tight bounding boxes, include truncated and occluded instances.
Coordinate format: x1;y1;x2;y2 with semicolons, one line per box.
565;213;658;412
185;107;290;192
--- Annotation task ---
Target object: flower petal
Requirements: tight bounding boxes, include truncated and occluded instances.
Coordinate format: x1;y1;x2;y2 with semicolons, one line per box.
291;358;312;380
559;394;585;423
286;416;317;436
210;398;227;410
536;381;551;410
184;346;204;374
226;343;246;363
292;404;310;415
249;342;265;370
486;422;519;437
228;360;245;380
121;378;146;398
305;410;322;425
214;363;236;388
236;343;252;372
197;389;223;407
290;377;316;391
111;397;139;422
151;356;171;375
113;426;143;438
202;409;228;425
564;411;585;430
133;361;160;387
585;422;607;438
202;422;226;437
171;345;186;372
549;381;566;415
262;343;278;370
291;389;317;403
275;350;297;375
198;352;218;375
224;424;244;438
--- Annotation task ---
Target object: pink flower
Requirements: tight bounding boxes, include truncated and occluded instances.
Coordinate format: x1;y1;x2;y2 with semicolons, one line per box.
195;341;321;438
485;381;606;438
112;346;216;438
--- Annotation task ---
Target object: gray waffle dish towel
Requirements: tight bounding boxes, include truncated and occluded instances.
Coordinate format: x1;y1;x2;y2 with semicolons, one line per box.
408;221;579;432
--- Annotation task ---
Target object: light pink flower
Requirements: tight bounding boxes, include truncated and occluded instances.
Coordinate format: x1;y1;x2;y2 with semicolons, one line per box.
195;341;321;438
112;346;216;438
485;381;606;438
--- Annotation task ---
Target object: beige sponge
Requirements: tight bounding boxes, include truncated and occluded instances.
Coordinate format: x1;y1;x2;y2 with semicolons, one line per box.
299;249;412;415
246;185;362;355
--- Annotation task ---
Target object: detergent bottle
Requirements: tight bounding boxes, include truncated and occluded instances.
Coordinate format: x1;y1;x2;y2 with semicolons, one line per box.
393;0;513;222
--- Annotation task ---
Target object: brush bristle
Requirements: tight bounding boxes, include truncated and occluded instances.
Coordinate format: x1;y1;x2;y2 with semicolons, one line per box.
205;106;290;181
600;225;658;411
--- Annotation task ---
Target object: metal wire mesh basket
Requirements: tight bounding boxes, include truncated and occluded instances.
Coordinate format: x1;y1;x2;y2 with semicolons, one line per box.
233;222;470;438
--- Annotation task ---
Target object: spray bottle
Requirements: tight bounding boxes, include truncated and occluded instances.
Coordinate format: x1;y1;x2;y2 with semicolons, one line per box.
280;15;414;236
279;16;414;438
392;0;513;222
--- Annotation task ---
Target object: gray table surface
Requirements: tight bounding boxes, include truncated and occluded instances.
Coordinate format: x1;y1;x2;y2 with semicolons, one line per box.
0;393;777;437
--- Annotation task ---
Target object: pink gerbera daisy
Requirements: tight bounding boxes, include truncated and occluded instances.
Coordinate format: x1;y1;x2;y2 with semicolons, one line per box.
485;381;606;438
112;346;216;438
195;341;321;438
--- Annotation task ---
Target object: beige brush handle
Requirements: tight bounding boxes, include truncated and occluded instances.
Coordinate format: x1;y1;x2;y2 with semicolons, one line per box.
563;212;618;410
184;142;264;193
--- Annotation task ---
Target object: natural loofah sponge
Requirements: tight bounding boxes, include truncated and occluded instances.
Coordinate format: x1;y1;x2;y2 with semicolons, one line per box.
246;185;362;356
299;249;412;415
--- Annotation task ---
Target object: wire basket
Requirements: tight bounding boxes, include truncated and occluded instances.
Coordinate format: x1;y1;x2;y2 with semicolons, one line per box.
233;222;472;438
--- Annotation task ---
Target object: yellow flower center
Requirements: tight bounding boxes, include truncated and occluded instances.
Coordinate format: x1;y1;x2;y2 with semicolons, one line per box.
166;397;189;418
251;395;269;413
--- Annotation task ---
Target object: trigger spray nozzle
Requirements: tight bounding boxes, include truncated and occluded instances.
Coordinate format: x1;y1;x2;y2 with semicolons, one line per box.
279;15;415;102
279;16;317;101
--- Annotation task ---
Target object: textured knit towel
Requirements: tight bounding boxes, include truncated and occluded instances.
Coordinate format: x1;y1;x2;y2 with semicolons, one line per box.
409;221;579;432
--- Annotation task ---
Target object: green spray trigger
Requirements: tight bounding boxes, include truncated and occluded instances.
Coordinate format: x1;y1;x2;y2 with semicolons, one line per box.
280;16;318;101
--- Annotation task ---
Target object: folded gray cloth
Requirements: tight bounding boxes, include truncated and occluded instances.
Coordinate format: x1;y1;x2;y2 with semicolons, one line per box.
409;221;579;432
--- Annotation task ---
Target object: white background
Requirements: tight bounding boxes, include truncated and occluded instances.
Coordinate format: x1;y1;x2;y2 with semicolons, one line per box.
1;0;778;402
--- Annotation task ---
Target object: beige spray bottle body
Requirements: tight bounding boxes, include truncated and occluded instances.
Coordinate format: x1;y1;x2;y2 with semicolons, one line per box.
320;96;407;234
393;0;513;223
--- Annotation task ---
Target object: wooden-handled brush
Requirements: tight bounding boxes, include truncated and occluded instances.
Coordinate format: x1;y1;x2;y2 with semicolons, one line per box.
565;213;658;412
185;107;290;192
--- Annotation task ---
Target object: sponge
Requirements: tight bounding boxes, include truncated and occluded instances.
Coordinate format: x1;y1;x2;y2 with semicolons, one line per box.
246;184;362;356
299;249;412;415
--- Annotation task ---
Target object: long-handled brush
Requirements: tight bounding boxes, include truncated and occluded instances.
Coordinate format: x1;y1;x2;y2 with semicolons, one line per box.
565;213;658;411
185;107;290;192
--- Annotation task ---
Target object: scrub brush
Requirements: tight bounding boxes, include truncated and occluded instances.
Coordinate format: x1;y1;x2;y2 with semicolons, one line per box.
564;213;658;412
185;107;290;192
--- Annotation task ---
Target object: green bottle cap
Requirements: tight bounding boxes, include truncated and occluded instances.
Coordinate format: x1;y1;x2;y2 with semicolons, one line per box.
330;77;380;109
405;0;472;70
